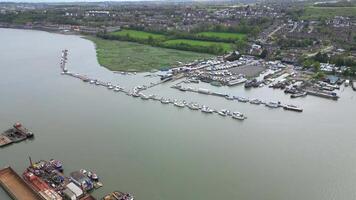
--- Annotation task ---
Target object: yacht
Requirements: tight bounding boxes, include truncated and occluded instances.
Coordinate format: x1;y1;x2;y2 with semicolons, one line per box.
218;109;230;117
131;92;140;97
237;97;249;103
187;103;200;110
174;101;186;108
291;92;307;98
225;95;234;100
160;98;170;104
232;112;246;120
201;106;214;113
265;101;280;108
140;94;150;100
283;104;303;112
249;98;261;105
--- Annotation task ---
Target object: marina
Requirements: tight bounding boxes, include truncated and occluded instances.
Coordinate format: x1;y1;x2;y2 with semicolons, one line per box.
59;50;248;121
1;28;356;200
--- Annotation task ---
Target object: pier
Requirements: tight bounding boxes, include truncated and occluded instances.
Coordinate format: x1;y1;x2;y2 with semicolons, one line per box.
0;167;42;200
172;84;303;113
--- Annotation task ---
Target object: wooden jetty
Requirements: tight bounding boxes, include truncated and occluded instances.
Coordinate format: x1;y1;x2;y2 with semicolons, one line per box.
0;167;42;200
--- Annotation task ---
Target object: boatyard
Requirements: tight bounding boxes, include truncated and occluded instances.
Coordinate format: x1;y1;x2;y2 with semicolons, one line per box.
0;167;42;200
0;158;133;200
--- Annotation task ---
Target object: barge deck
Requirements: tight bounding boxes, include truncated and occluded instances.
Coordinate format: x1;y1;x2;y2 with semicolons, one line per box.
0;167;42;200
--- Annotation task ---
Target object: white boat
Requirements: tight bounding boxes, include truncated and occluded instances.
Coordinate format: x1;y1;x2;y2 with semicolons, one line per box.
114;87;120;92
131;92;140;97
290;92;307;98
140;94;149;100
173;101;185;108
249;98;261;105
187;103;200;110
80;169;88;175
232;112;246;120
265;102;280;108
218;109;229;117
225;95;234;100
89;80;95;84
237;97;249;103
201;106;214;113
108;85;114;90
283;104;303;112
160;98;170;104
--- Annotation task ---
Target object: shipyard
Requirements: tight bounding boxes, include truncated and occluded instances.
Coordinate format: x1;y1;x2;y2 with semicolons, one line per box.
0;158;134;200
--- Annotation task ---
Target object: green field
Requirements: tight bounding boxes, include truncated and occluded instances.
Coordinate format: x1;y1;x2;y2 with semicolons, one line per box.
196;32;246;41
86;36;213;72
163;39;234;53
110;29;166;40
302;6;356;19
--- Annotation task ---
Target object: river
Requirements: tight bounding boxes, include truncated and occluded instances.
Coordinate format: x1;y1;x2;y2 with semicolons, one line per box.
1;28;356;200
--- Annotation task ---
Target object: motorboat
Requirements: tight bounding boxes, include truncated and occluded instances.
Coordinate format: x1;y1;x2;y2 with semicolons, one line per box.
283;104;303;112
225;95;234;100
140;94;150;100
160;98;170;104
201;106;214;113
249;98;261;105
218;109;230;116
290;92;307;98
232;112;246;120
187;103;200;110
173;101;186;108
237;97;249;103
265;101;280;108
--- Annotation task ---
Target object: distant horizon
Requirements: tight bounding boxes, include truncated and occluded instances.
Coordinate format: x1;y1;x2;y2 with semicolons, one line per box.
0;0;228;2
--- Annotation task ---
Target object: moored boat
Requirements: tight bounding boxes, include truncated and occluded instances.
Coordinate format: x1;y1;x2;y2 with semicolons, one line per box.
201;106;214;113
283;104;303;112
160;98;170;104
231;112;246;120
187;103;200;110
291;92;307;98
249;98;261;105
102;191;134;200
265;101;280;108
237;97;249;103
218;109;230;117
173;101;185;108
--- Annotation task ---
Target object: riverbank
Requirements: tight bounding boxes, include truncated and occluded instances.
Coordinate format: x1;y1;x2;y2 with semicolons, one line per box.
86;36;213;72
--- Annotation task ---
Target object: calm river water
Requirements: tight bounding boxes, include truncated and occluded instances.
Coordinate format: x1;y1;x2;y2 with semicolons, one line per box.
1;28;356;200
